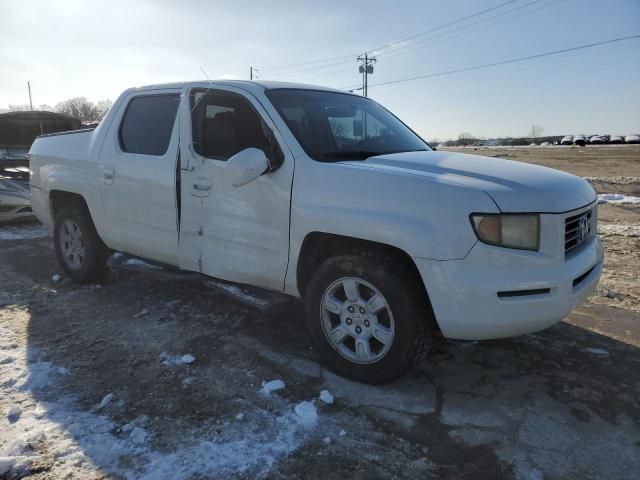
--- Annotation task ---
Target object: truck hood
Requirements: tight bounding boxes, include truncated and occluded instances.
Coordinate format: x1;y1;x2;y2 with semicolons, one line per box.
344;150;596;213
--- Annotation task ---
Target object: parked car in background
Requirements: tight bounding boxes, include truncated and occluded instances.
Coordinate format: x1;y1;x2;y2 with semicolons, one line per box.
560;135;574;145
573;135;586;146
29;81;603;383
609;135;624;144
589;135;606;144
0;111;80;222
625;135;640;144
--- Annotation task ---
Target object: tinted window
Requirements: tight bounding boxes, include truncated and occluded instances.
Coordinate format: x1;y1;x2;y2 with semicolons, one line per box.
190;90;270;161
119;95;180;156
266;89;429;162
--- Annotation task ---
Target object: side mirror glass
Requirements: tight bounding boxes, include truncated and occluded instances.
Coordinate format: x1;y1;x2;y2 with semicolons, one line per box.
227;148;269;187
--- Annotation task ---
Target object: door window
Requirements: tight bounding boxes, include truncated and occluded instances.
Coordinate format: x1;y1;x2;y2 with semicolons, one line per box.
190;90;272;161
119;94;180;156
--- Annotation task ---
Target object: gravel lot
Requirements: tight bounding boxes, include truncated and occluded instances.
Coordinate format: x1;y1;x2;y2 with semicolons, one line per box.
1;145;639;479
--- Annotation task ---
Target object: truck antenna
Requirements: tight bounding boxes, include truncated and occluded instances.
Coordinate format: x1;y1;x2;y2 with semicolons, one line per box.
191;66;214;113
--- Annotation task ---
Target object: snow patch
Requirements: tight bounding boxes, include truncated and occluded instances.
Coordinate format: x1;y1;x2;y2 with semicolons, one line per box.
294;401;318;426
597;193;640;205
585;348;609;357
319;390;334;405
0;223;50;241
129;426;148;445
97;393;114;410
124;258;162;270
598;223;640;237
0;325;311;479
584;176;640;185
122;415;149;434
261;379;285;395
206;280;269;307
160;352;195;366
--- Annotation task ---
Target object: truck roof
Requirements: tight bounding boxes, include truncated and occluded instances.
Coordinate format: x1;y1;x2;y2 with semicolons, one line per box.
127;80;351;96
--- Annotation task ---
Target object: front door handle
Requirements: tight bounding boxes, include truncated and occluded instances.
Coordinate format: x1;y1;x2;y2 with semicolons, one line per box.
103;165;115;184
192;175;211;197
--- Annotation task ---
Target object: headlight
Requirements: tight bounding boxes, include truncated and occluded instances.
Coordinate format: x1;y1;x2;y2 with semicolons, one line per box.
470;214;540;251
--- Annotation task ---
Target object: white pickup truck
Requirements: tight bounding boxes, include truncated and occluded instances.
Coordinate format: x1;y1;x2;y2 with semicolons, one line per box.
30;81;603;383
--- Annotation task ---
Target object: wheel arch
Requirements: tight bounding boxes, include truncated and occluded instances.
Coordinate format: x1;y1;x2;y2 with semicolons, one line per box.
296;232;438;329
50;190;89;219
49;190;110;248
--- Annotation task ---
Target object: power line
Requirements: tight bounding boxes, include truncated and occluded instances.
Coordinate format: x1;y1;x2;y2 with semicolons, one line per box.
398;0;567;58
374;0;549;61
365;0;518;55
259;54;355;74
269;0;560;83
270;58;354;80
342;34;640;90
259;0;520;76
288;61;356;83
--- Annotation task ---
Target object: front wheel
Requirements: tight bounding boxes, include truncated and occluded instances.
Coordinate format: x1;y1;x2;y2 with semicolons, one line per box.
303;252;433;384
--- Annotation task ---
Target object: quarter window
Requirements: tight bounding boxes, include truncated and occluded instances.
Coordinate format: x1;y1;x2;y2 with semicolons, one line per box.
119;94;180;156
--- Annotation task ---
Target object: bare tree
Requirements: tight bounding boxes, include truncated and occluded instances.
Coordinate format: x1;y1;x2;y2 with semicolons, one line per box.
530;124;544;139
8;104;33;111
95;99;113;120
54;97;100;122
53;97;113;122
330;120;350;138
457;132;475;146
7;103;54;112
4;98;113;121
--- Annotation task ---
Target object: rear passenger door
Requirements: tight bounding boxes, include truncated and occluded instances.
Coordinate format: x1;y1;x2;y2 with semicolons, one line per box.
98;90;181;265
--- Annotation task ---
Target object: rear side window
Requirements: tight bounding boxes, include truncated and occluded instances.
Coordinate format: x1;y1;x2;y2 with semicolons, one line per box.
119;94;180;155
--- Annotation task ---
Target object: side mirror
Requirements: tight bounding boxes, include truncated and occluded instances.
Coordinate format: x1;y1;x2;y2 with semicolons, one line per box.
227;148;270;187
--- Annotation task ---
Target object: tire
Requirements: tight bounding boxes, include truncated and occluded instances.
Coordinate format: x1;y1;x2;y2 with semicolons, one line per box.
304;251;433;384
53;205;109;283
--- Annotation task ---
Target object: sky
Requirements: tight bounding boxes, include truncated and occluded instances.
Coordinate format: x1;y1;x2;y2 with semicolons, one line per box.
1;0;639;140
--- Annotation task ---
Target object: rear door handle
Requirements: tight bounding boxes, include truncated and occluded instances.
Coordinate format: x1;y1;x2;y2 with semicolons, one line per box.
103;165;115;184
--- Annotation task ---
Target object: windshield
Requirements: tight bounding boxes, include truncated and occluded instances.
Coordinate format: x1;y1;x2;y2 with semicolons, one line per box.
266;89;430;162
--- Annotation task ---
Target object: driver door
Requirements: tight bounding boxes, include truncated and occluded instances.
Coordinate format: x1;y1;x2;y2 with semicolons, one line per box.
178;85;294;291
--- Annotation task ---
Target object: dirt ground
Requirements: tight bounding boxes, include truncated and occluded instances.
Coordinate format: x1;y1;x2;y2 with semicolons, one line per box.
1;145;639;479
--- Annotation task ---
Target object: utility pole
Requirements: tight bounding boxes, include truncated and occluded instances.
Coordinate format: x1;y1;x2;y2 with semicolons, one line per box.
27;81;33;110
357;54;376;97
250;66;253;80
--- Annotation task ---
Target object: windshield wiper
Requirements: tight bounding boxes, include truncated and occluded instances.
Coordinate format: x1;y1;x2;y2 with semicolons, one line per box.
322;151;383;161
322;148;430;162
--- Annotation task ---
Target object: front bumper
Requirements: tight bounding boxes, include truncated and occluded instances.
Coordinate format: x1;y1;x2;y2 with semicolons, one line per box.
415;235;603;340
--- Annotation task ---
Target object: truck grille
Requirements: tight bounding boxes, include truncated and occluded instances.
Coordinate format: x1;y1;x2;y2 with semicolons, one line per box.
565;209;593;254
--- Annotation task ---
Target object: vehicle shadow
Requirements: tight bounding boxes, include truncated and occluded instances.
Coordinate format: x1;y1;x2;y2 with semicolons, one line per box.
5;241;639;479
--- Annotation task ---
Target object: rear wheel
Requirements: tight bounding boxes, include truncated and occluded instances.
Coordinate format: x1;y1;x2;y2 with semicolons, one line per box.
304;251;433;384
54;206;108;283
